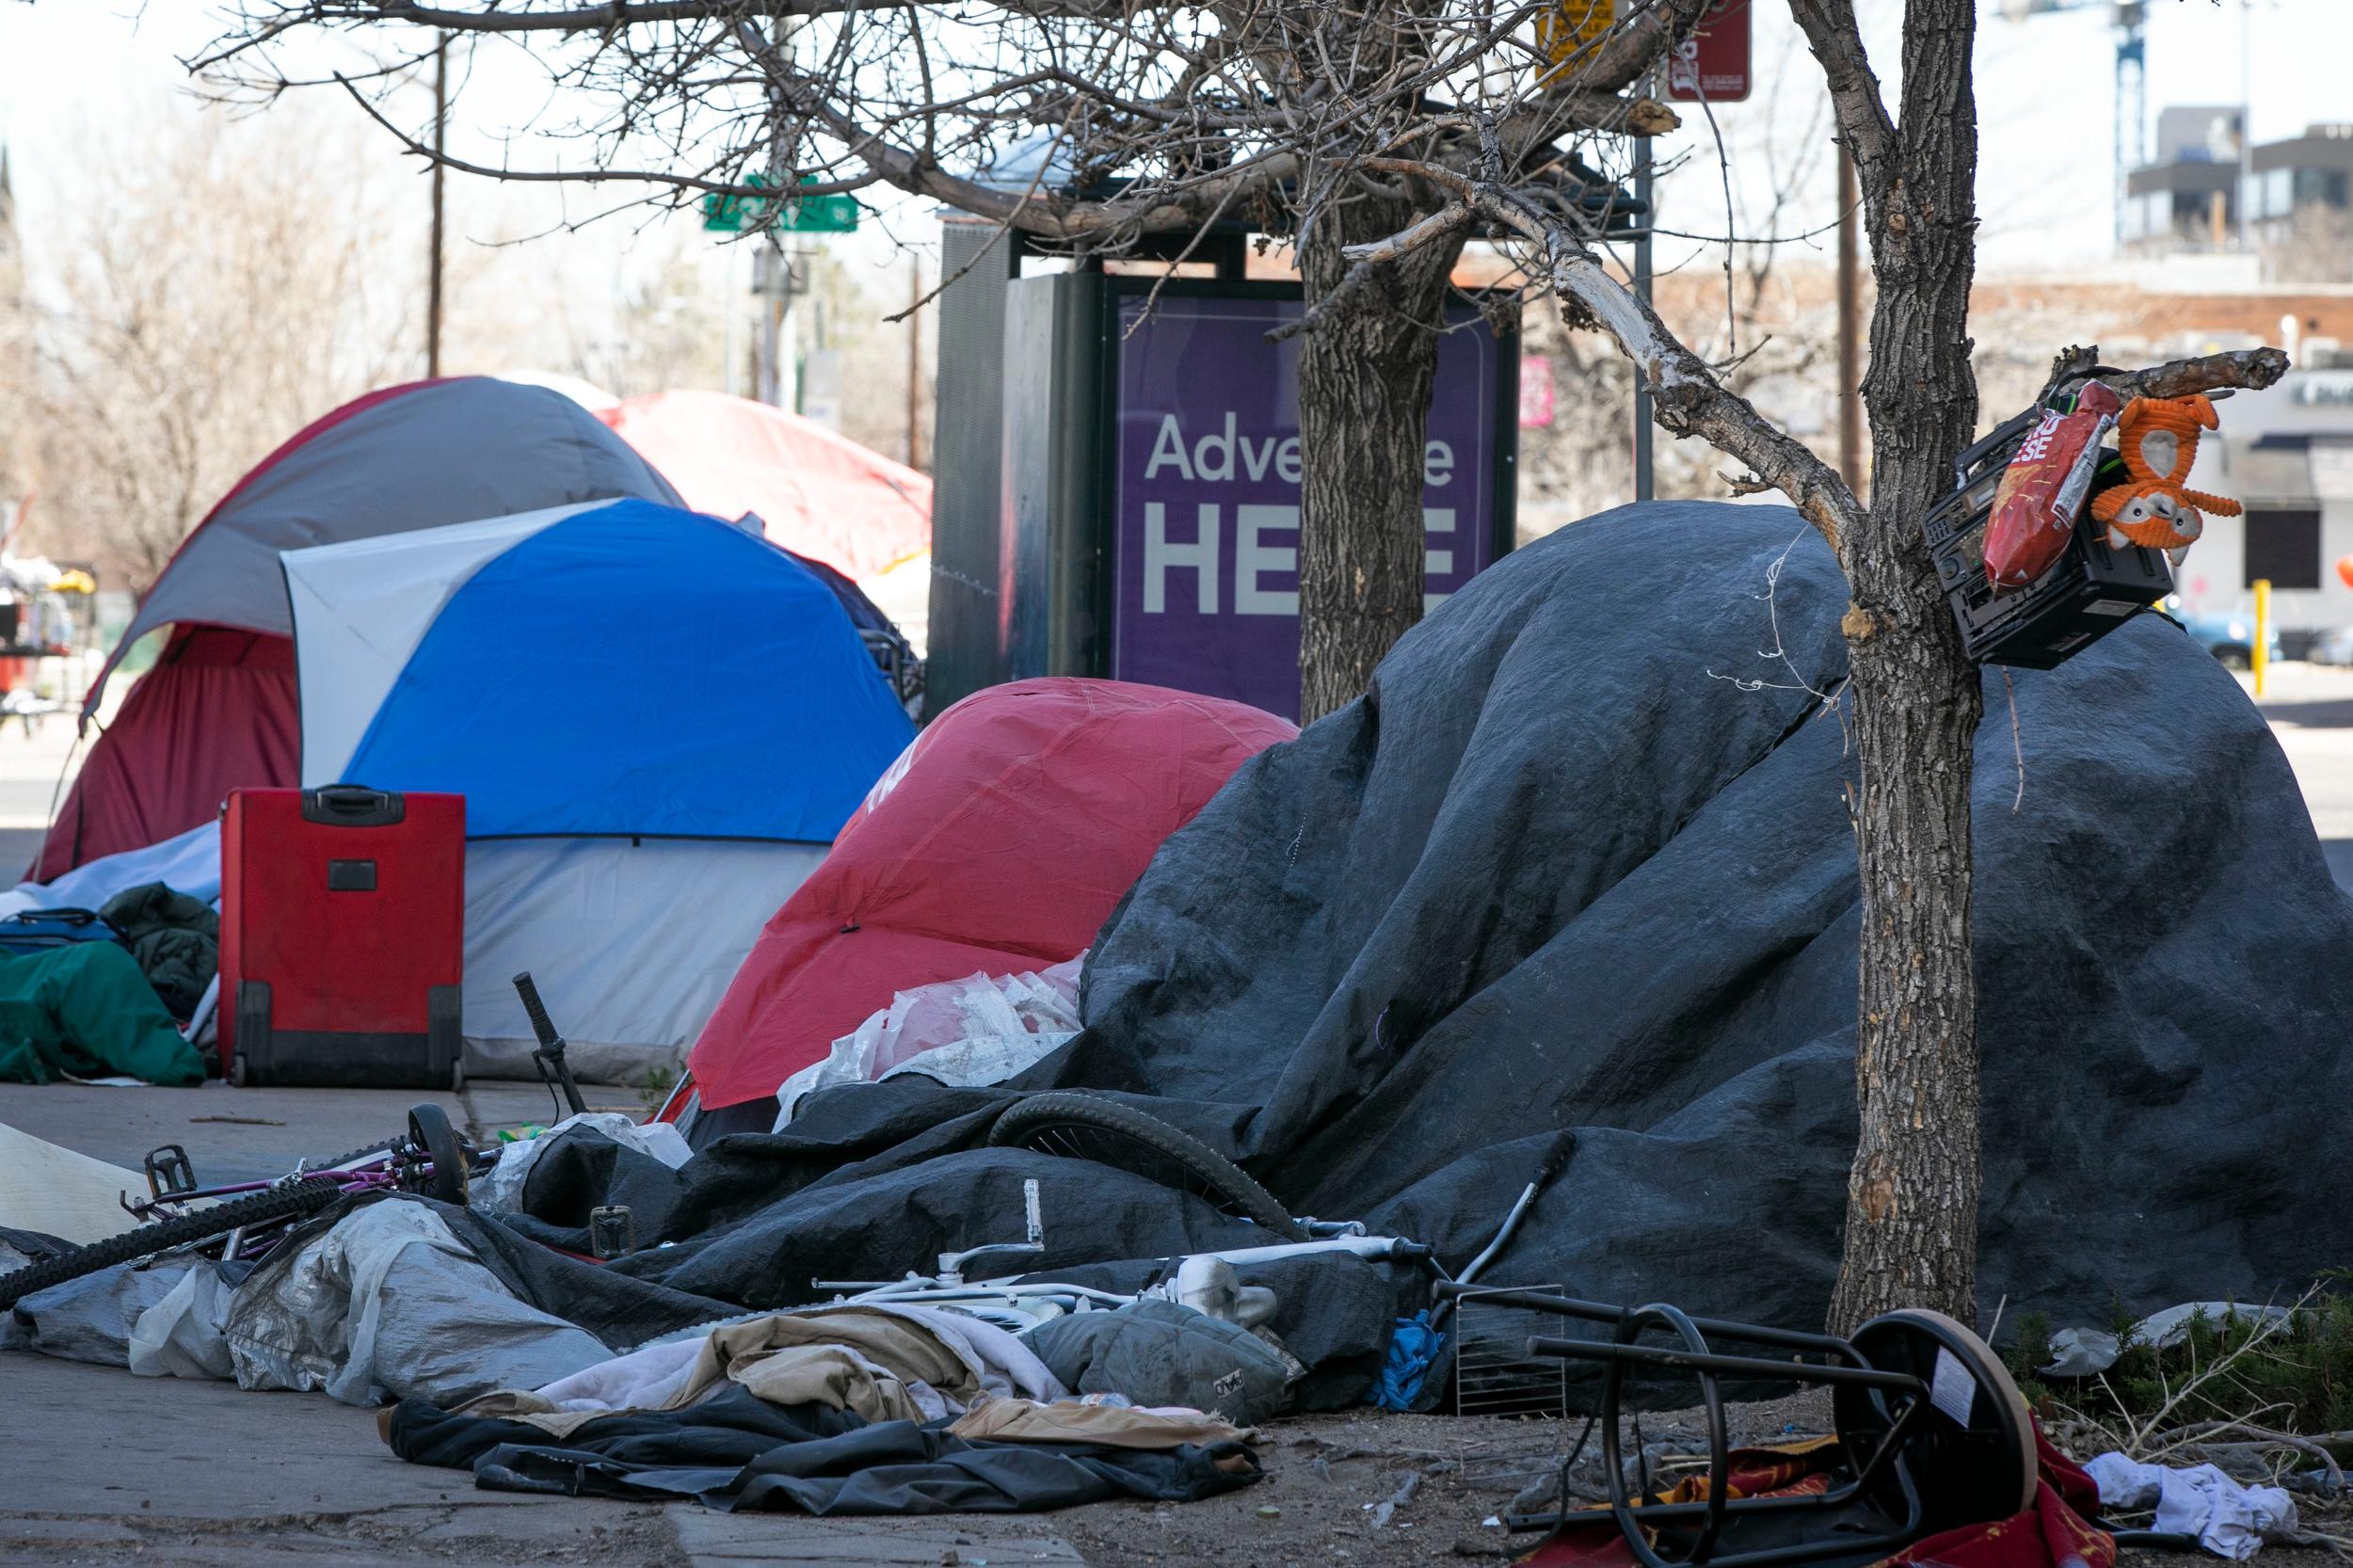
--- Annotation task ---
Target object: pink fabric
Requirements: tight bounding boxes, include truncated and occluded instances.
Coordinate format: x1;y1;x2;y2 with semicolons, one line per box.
36;627;297;882
599;391;930;581
687;679;1294;1111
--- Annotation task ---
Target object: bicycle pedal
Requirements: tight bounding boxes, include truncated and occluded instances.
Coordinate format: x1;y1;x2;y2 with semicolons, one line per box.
144;1144;197;1198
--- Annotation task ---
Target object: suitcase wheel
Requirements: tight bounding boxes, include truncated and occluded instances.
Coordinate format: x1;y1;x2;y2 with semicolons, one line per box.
230;1055;248;1088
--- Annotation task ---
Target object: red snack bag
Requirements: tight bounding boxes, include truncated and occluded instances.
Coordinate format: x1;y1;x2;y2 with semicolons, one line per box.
1981;380;2121;589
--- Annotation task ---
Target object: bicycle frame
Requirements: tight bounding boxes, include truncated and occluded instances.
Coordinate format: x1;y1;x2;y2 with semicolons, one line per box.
123;1164;404;1222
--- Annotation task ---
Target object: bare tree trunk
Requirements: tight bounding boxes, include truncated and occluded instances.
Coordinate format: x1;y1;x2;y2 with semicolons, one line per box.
1294;182;1465;723
1825;0;1985;1334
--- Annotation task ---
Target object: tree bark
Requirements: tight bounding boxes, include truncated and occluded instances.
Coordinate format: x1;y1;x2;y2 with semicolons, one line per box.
1823;0;1985;1334
1294;180;1466;722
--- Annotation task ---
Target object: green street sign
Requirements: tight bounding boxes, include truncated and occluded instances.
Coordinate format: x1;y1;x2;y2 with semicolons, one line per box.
701;175;859;234
787;191;860;233
700;175;774;232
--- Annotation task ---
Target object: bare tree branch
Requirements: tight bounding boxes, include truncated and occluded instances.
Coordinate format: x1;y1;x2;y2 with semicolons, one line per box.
2047;343;2293;403
1353;156;1863;551
1784;0;1894;178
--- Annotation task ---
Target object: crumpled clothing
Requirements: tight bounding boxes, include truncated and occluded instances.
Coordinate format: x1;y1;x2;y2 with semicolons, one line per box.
520;1335;707;1416
949;1392;1255;1450
2085;1452;2298;1560
1374;1310;1443;1411
461;1302;1067;1434
98;882;219;1018
388;1383;1260;1515
473;1112;692;1217
0;942;205;1086
774;957;1083;1128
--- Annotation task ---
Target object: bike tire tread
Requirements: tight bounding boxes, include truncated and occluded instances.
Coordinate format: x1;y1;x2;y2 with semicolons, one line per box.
0;1177;345;1310
985;1093;1307;1241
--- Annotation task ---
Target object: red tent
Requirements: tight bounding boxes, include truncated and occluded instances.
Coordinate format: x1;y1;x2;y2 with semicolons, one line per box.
35;378;680;881
596;391;930;581
684;678;1295;1112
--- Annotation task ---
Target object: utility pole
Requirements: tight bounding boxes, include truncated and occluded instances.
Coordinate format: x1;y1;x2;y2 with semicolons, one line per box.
426;38;447;377
1836;139;1862;493
906;260;924;470
755;236;783;408
753;235;800;411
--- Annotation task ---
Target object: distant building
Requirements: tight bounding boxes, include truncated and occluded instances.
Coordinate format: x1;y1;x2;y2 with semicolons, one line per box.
2176;353;2353;644
2244;123;2353;242
2125;111;2353;264
2122;107;2243;249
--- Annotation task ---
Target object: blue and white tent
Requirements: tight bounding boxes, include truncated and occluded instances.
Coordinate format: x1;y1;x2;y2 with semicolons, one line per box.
281;499;918;1080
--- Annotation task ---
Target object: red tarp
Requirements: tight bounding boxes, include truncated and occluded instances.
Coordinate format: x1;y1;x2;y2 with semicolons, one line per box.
686;678;1295;1112
35;627;297;882
597;390;931;581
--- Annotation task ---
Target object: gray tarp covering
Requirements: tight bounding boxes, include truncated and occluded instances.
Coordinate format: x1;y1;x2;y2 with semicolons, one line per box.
616;503;2353;1360
1051;501;2353;1329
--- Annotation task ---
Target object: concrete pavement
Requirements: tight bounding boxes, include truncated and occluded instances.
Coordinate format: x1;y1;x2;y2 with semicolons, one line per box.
2244;662;2353;892
0;1080;1087;1567
0;1078;631;1186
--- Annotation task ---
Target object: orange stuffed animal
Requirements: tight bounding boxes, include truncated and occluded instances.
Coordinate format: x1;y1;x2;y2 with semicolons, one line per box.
2090;393;2241;552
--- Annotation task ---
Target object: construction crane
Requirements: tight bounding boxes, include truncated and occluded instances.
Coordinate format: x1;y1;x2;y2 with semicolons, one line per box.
1998;0;2150;246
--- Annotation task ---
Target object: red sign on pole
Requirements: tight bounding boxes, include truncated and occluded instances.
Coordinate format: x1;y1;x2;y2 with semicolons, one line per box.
1666;0;1752;103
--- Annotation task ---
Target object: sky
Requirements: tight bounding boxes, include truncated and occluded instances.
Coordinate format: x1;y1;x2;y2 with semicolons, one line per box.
1;1;2348;289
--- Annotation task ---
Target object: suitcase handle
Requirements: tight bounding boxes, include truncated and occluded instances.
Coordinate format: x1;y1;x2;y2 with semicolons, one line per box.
9;906;99;926
303;786;406;827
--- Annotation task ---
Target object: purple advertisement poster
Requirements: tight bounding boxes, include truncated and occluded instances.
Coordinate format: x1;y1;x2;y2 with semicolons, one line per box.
1109;291;1504;720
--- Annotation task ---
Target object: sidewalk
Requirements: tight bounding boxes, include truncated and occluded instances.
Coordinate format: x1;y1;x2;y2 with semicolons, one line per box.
2240;661;2353;892
0;1079;1089;1567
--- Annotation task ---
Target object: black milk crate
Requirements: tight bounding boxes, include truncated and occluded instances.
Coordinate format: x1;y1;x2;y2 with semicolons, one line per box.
1923;408;2173;670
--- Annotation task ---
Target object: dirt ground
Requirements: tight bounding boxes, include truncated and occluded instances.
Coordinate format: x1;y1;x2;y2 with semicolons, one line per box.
1046;1395;2351;1568
1040;1395;1838;1568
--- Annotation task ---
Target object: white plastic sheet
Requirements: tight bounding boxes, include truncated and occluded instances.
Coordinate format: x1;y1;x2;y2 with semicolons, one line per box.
0;822;219;919
474;1112;693;1217
774;956;1084;1128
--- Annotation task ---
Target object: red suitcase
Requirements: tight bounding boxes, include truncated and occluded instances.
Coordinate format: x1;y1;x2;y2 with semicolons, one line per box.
219;786;465;1089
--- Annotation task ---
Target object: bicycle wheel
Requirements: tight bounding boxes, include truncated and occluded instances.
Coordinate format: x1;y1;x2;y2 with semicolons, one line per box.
985;1093;1307;1241
404;1103;471;1206
0;1177;344;1310
307;1135;402;1172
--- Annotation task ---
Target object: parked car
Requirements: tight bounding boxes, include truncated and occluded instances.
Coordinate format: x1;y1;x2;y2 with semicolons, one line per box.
2310;627;2353;667
2162;602;2284;670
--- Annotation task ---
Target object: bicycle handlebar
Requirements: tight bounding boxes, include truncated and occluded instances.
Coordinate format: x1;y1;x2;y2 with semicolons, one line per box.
513;971;560;1050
